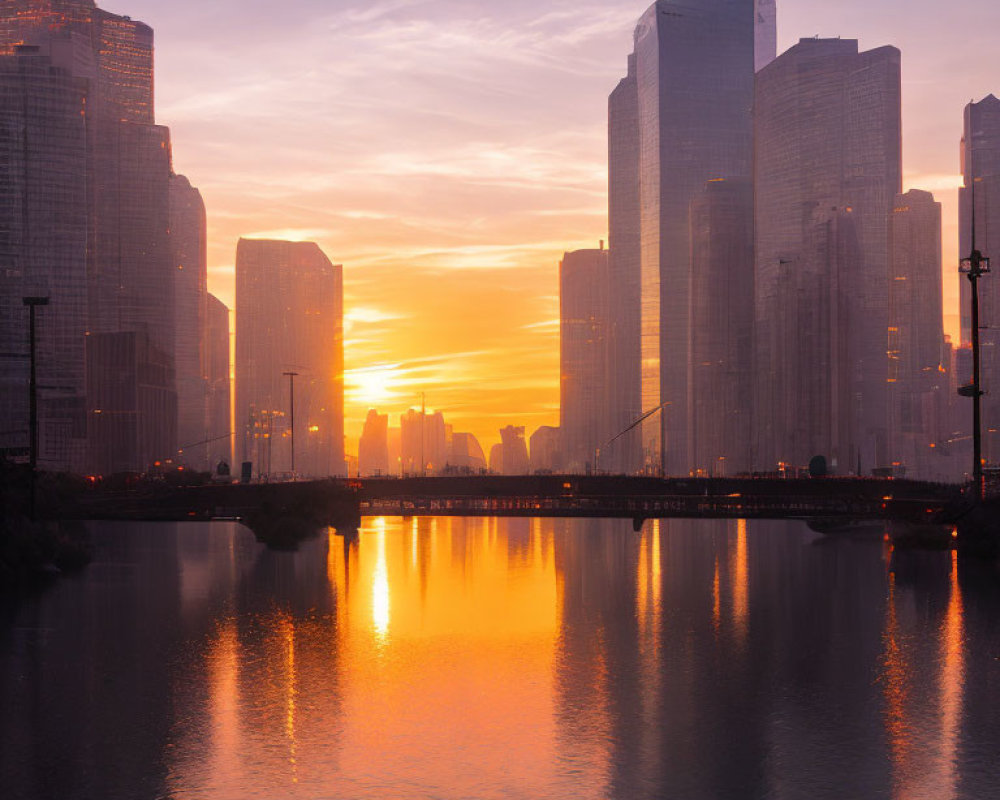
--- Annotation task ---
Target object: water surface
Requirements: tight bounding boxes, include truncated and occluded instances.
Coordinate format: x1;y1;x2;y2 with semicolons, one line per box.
2;517;998;799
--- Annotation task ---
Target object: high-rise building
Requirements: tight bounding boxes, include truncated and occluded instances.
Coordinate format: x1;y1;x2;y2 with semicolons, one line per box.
205;294;231;471
359;409;389;477
959;95;1000;464
170;174;208;469
607;55;642;474
688;178;754;476
235;239;344;478
0;1;179;473
754;38;901;473
617;0;758;475
0;46;89;471
560;247;610;473
887;190;946;476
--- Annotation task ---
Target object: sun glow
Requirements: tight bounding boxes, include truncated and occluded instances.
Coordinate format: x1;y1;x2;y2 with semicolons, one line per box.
346;364;402;408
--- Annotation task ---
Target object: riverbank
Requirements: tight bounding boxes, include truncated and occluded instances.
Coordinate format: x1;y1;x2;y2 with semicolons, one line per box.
0;465;93;591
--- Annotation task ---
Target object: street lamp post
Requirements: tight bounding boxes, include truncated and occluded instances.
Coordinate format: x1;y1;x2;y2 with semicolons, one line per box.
960;247;989;500
22;296;49;521
283;372;299;479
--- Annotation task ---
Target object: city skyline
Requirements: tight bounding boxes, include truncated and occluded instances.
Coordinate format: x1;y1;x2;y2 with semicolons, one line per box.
115;0;999;454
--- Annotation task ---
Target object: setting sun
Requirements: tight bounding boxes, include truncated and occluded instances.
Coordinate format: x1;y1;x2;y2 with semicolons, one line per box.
346;364;403;408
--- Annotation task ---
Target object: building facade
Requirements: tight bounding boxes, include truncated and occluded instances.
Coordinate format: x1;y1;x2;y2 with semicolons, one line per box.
235;239;344;478
0;0;180;474
205;293;231;471
688;178;754;476
607;55;642;474
887;190;946;477
359;409;389;477
560;248;610;474
959;95;1000;465
616;0;758;475
0;47;89;470
754;38;901;473
170;174;208;469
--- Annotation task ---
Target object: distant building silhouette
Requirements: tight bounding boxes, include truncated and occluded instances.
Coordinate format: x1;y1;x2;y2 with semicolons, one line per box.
887;190;947;477
754;38;901;474
688;178;754;476
959;95;1000;464
400;408;447;475
499;425;530;475
359;410;389;476
170;175;209;470
449;432;487;473
529;426;561;473
614;0;758;475
488;443;504;475
560;247;610;473
235;239;345;478
205;294;231;471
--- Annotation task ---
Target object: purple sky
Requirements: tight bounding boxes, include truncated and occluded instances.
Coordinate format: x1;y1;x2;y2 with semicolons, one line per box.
109;0;1000;450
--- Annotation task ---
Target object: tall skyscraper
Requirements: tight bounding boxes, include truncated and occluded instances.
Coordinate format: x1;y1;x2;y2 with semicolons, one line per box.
0;0;179;473
560;247;610;473
754;38;901;473
614;0;758;476
235;239;345;478
887;190;945;476
607;54;642;474
170;174;208;469
0;46;89;470
205;293;231;471
359;409;389;477
688;178;754;476
959;95;1000;464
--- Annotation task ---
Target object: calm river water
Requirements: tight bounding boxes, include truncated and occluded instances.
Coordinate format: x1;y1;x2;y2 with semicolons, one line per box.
2;518;999;799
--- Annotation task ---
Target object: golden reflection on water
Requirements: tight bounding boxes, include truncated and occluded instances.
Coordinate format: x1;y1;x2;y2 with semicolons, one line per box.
882;551;966;800
170;517;583;798
731;519;749;636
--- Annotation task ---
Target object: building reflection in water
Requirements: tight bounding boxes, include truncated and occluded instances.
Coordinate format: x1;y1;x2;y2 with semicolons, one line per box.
4;518;1000;799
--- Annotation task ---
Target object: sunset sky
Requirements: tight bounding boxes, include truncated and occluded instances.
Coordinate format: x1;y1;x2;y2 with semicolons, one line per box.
116;0;999;455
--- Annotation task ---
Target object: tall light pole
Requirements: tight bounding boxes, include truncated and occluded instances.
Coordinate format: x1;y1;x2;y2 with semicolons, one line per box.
960;242;989;501
960;106;991;502
23;296;48;521
283;371;299;479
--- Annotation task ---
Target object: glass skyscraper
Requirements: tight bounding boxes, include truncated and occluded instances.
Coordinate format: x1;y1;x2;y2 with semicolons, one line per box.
235;239;345;479
754;38;902;473
611;0;758;475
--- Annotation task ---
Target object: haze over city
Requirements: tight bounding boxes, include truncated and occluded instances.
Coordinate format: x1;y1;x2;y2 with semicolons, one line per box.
119;0;999;453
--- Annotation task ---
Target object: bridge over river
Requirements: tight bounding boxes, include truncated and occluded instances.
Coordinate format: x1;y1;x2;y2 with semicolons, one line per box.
67;474;989;549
